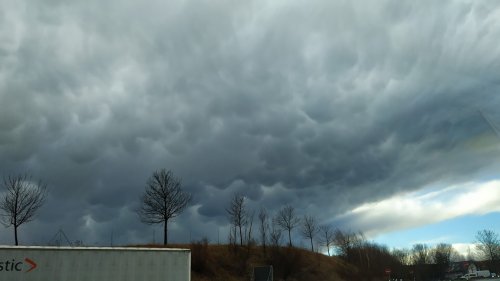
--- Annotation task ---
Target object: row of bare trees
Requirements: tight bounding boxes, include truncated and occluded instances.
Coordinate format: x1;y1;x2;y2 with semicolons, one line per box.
225;194;339;255
391;243;460;266
224;193;500;279
388;230;500;267
326;229;500;279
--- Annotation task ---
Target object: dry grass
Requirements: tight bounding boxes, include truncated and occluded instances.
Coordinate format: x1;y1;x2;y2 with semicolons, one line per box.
134;242;352;281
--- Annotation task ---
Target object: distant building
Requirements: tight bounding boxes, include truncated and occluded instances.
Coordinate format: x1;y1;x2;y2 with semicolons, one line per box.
445;261;477;279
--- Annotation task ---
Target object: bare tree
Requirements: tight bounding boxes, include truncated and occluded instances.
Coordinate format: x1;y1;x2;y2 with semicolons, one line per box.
334;229;355;261
432;243;453;279
301;215;318;252
465;245;476;261
259;207;269;252
275;205;301;247
228;226;236;246
412;243;430;265
137;169;191;245
333;229;366;263
244;210;255;246
391;248;412;266
475;229;500;262
226;194;247;246
0;174;47;246
319;224;334;256
432;243;453;264
270;223;282;247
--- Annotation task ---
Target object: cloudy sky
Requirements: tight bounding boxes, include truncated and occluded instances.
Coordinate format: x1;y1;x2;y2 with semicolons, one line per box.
1;0;500;253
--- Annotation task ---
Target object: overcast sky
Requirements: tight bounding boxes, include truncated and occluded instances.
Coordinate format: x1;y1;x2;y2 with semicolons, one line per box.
1;0;500;250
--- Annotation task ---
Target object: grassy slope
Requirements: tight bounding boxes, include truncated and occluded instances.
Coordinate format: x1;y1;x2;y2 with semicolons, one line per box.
139;243;354;281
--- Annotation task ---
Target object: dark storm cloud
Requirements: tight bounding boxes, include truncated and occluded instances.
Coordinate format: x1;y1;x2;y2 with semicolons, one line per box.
1;0;500;245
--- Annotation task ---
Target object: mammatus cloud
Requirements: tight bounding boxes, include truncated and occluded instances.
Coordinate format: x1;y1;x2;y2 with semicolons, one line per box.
0;0;500;246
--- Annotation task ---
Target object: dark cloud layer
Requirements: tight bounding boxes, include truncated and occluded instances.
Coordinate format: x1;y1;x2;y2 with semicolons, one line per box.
1;0;500;245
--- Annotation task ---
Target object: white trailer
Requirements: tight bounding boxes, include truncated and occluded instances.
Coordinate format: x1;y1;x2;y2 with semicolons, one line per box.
461;270;491;280
477;270;491;278
0;246;190;281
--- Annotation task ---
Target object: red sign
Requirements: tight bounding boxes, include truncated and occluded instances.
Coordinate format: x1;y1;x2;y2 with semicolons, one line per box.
25;258;37;273
385;268;391;274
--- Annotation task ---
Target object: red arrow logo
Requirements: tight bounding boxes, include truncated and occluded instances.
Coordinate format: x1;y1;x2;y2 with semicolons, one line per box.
25;258;37;273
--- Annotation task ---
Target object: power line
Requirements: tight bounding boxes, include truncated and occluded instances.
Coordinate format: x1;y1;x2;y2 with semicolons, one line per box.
478;108;500;138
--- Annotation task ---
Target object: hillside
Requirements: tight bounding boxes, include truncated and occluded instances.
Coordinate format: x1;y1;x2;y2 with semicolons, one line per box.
138;242;367;281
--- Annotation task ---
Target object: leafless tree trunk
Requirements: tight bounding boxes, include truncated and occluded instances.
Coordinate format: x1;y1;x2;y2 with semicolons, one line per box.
319;224;334;256
245;210;255;246
275;205;300;247
300;215;318;252
226;194;247;246
228;226;236;245
270;223;282;247
259;207;269;253
137;169;191;245
0;174;47;246
228;226;237;250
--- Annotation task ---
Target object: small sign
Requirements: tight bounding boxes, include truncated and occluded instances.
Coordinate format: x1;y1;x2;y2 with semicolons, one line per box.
385;268;391;275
